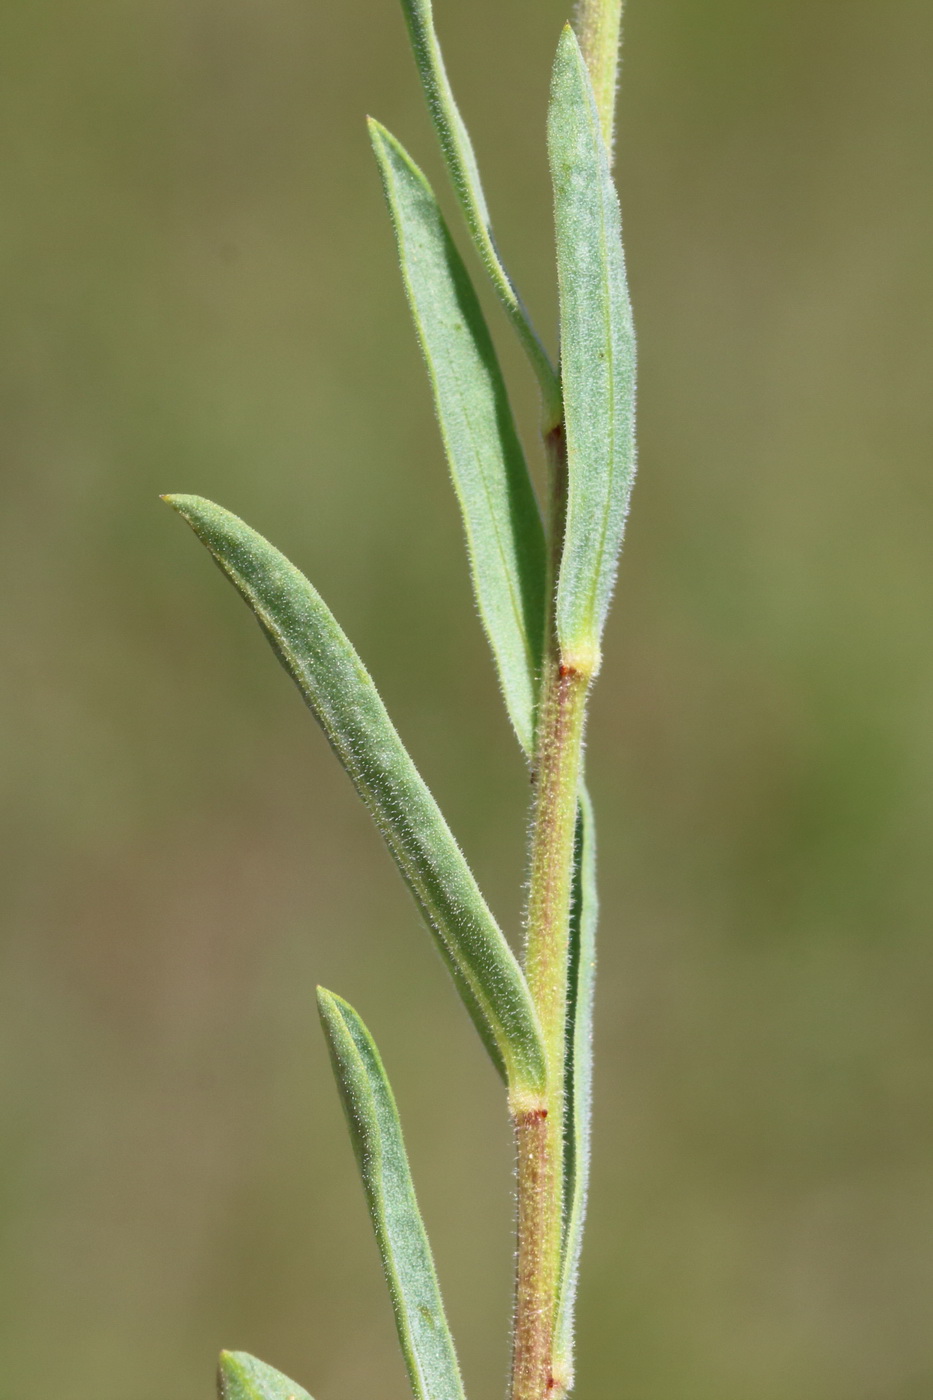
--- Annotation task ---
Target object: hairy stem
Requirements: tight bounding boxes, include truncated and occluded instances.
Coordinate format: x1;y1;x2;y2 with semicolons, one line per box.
573;0;626;154
511;658;589;1400
510;1101;554;1400
511;424;590;1398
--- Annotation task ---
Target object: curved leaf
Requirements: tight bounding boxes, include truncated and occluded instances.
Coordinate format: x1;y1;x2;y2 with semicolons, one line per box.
396;0;560;423
549;26;637;672
165;495;546;1096
318;989;466;1400
370;121;546;754
217;1352;313;1400
554;787;597;1384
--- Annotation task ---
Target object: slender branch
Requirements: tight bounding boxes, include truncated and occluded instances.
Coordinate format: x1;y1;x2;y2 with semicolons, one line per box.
573;0;626;156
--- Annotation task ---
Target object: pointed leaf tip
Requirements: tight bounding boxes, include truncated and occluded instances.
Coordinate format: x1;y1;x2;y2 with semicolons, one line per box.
217;1351;313;1400
318;991;467;1400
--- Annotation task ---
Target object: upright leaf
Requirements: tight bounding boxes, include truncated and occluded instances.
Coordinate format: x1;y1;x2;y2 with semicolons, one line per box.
396;0;561;422
370;121;546;755
549;26;636;672
554;787;598;1383
166;495;546;1096
318;990;467;1400
217;1352;313;1400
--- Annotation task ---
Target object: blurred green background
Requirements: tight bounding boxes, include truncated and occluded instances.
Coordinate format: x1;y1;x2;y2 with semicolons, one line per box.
1;1;931;1397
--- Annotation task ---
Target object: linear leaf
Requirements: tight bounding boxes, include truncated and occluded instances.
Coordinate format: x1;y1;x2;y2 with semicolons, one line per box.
217;1352;313;1400
396;0;561;423
166;495;546;1095
318;989;467;1400
370;121;546;755
554;787;597;1383
549;26;637;671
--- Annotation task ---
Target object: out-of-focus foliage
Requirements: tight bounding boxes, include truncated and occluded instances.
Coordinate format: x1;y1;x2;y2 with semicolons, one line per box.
0;3;930;1399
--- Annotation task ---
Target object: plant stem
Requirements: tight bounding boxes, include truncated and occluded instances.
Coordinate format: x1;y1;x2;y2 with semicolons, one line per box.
511;658;590;1400
510;14;624;1393
510;432;592;1400
510;1099;556;1400
573;0;626;154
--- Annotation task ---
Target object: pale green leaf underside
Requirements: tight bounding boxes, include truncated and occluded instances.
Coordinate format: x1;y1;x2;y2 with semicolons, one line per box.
370;120;546;755
217;1352;313;1400
554;786;597;1378
397;0;560;422
166;496;546;1095
318;989;467;1400
549;27;636;664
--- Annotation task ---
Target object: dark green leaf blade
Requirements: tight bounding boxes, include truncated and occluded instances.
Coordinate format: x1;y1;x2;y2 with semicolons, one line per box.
549;26;637;672
396;0;561;422
217;1352;313;1400
317;989;467;1400
165;495;546;1096
369;121;546;755
554;787;597;1386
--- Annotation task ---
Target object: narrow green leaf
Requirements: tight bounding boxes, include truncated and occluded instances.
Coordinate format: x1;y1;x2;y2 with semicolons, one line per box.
166;495;546;1096
396;0;561;423
554;787;598;1382
317;989;466;1400
549;26;636;671
217;1352;313;1400
370;121;546;755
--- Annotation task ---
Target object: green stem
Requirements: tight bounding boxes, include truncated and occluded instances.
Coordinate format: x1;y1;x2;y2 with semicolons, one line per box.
573;0;626;155
510;429;592;1400
511;660;589;1400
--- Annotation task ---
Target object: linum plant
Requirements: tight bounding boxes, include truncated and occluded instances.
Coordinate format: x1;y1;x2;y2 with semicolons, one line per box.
165;1;635;1398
